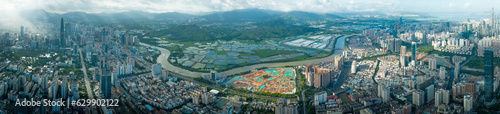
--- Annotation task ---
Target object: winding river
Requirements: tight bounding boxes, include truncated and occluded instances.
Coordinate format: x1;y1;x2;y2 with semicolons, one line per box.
144;35;351;78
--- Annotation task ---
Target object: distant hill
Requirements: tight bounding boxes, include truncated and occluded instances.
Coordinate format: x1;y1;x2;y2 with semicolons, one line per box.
200;9;344;22
334;11;387;16
18;9;335;41
278;11;344;21
145;25;216;41
22;9;344;24
62;12;106;23
200;9;277;22
255;18;290;27
230;18;319;40
144;19;318;42
226;26;318;40
154;12;195;20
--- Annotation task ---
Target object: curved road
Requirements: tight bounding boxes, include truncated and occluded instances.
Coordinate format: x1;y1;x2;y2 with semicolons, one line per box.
144;35;351;78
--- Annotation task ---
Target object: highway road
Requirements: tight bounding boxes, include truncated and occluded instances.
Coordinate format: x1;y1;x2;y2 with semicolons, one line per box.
77;45;94;99
76;44;100;113
300;75;307;114
302;90;306;114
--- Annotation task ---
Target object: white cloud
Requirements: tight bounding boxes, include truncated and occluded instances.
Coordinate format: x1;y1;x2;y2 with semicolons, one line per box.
0;0;400;14
448;3;456;8
464;3;470;8
1;0;499;32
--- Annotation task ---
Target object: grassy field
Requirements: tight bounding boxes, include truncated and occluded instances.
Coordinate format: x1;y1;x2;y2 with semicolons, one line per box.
461;70;485;76
340;95;351;103
0;49;63;67
465;58;485;69
288;55;310;61
359;52;401;61
465;57;500;69
253;49;302;58
417;45;473;57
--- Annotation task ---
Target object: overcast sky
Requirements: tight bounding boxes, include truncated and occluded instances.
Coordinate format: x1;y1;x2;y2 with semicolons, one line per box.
0;0;498;33
1;0;499;14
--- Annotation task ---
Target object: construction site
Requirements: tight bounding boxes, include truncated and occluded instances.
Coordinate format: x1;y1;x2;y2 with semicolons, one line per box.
225;68;297;94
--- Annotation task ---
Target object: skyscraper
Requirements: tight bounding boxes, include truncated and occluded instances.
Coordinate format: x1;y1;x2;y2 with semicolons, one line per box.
388;38;401;53
305;65;314;86
400;46;406;56
112;72;118;86
413;90;424;107
429;59;437;70
50;83;58;99
492;8;495;34
465;82;476;97
334;55;344;69
496;66;500;86
73;44;78;56
439;67;446;80
381;87;390;103
275;98;299;114
454;62;460;82
378;84;384;97
210;70;217;81
314;91;327;106
435;89;443;107
101;74;112;99
193;95;199;105
70;79;79;100
152;63;162;76
443;89;450;105
422;31;427;44
102;28;108;45
411;42;417;62
400;17;403;24
60;18;65;47
452;83;465;99
484;49;494;102
425;85;434;103
202;93;211;105
435;89;449;106
464;95;473;112
20;26;24;40
41;75;48;90
61;77;68;99
400;55;406;67
351;60;356;74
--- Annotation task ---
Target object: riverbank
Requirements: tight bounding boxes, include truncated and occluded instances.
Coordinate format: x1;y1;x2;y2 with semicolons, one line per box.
143;35;351;78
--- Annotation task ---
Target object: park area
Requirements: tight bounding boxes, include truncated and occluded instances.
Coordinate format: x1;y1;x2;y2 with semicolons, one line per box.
225;68;297;94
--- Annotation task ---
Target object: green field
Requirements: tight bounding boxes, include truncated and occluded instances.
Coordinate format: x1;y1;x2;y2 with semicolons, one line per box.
340;95;351;103
417;45;473;57
252;49;302;58
461;70;485;76
465;57;500;69
0;49;64;67
143;21;319;42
